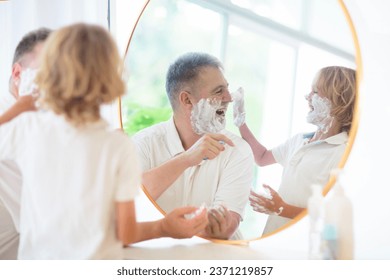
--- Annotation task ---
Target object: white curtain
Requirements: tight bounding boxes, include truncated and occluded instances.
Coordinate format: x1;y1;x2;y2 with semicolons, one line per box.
0;0;108;89
0;0;115;124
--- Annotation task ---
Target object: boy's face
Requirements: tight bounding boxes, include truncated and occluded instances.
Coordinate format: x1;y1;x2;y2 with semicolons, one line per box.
306;73;333;129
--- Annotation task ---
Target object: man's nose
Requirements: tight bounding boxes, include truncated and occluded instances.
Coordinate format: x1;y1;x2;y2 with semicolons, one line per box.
224;91;233;102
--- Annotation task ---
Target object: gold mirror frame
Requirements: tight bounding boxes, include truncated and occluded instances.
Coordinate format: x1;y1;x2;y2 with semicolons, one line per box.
118;0;362;245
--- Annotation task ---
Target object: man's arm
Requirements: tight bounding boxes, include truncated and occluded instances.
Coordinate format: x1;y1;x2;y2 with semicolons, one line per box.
143;133;234;200
201;136;254;240
142;153;191;200
0;95;36;125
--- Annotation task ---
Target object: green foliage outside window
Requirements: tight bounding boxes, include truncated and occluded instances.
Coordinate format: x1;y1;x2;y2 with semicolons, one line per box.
123;102;172;136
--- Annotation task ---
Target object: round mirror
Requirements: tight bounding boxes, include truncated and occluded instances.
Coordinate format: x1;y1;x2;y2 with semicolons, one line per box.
119;0;360;242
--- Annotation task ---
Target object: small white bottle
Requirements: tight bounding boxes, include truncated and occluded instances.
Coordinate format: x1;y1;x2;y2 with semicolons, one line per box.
321;223;338;260
322;169;354;259
307;184;324;259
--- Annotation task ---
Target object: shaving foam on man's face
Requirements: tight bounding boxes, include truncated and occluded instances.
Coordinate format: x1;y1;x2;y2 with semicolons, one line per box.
14;42;45;97
306;93;334;133
190;98;228;134
188;66;230;135
18;68;38;96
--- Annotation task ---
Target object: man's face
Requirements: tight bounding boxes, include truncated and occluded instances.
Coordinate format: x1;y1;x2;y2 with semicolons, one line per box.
189;66;232;134
11;42;44;98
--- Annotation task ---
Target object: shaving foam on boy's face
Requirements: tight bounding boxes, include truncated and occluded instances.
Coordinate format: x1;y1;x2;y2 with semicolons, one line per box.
190;97;228;134
306;93;334;133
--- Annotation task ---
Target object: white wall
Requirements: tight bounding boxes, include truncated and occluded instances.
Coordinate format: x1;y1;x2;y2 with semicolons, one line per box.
341;0;390;259
0;0;119;125
0;0;107;91
256;0;390;259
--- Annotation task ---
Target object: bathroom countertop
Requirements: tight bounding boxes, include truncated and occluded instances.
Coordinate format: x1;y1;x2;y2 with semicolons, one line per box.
127;190;309;260
123;236;307;259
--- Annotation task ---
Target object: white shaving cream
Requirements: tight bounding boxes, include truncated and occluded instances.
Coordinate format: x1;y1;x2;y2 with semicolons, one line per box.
184;202;207;220
19;68;38;96
253;205;274;215
306;94;334;133
190;98;226;134
251;187;273;200
252;205;282;216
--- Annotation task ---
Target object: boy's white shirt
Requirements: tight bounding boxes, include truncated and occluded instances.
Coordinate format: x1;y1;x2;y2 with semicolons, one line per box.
0;111;140;259
0;92;21;259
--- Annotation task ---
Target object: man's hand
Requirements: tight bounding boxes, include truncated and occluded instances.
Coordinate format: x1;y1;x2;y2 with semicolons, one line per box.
183;133;234;166
160;206;208;239
201;206;240;240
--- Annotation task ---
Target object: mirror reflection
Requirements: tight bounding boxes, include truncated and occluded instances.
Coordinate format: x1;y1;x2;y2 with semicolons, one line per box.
121;0;356;240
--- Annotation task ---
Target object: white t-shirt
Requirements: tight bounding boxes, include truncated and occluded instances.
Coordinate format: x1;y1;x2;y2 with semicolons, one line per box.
0;111;140;259
0;197;19;259
132;118;254;239
262;132;348;235
0;93;16;113
0;93;21;259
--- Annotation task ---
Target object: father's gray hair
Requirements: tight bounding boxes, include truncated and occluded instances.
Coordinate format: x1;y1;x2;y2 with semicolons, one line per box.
165;52;223;109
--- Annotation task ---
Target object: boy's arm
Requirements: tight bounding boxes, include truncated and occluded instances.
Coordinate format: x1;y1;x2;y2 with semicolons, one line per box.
239;123;276;166
116;201;208;245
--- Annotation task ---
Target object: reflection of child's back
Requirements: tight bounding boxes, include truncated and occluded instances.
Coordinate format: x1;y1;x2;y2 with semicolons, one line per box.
0;23;208;259
0;23;134;259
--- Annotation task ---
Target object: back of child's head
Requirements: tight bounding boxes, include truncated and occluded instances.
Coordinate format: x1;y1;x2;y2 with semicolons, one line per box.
36;23;125;126
316;66;356;133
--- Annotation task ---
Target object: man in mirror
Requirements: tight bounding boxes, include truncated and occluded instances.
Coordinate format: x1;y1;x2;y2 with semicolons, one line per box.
132;52;254;240
0;27;51;259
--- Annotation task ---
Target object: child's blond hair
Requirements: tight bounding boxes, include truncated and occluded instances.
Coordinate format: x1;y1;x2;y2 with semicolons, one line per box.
316;66;356;133
36;23;125;126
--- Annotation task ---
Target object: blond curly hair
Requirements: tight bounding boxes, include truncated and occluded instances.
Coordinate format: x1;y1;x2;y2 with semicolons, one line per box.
316;66;356;133
35;23;125;126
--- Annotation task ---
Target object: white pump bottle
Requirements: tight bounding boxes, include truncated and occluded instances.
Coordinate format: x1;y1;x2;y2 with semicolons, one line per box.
323;169;354;259
307;184;324;259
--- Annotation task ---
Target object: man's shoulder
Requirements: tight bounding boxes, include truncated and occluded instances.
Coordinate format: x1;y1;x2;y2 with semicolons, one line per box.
132;121;169;143
223;130;253;155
